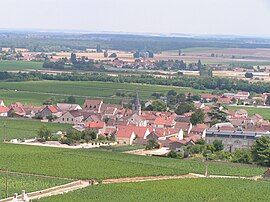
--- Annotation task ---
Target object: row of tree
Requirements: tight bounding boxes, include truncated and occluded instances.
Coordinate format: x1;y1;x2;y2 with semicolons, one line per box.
1;71;270;94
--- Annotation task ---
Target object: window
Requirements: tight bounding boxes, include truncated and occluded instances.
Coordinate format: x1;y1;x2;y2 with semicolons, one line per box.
67;118;69;121
62;118;64;121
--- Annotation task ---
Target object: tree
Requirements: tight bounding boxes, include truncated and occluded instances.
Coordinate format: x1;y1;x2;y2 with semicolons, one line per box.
245;72;253;79
146;100;167;112
213;140;224;152
232;149;252;164
190;109;204;125
65;96;76;104
37;125;52;141
251;136;270;166
145;139;160;150
175;102;195;115
70;53;77;64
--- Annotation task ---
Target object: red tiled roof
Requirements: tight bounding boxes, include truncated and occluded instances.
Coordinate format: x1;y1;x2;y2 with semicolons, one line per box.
85;121;105;129
47;105;60;113
0;106;9;113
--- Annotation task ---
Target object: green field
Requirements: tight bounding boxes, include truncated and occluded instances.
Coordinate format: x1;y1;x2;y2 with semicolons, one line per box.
228;106;270;120
0;144;265;181
0;80;204;105
0;118;72;141
0;61;43;71
0;172;70;199
39;178;270;202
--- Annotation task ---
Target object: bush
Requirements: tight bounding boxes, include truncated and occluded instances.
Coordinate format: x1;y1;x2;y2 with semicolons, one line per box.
231;149;252;164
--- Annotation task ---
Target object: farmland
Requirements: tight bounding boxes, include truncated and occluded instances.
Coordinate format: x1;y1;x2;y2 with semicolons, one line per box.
0;144;265;181
0;60;43;71
0;80;204;105
228;105;270;120
0;118;72;141
39;178;270;202
0;172;70;199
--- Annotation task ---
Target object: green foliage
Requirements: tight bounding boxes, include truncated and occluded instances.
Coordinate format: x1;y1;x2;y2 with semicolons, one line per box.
145;139;160;150
0;144;266;180
232;149;253;164
64;96;76;104
251;136;270;166
146;100;167;112
0;173;70;199
37;125;52;141
190;109;205;125
175;102;195;115
213;140;224;152
39;179;270;202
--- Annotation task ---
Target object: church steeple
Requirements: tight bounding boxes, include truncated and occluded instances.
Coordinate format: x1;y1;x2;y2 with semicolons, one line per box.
132;91;142;115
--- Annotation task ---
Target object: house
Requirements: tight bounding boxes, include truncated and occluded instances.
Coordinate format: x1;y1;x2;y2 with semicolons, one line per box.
205;123;270;152
0;106;9;117
174;122;192;134
235;91;250;100
127;113;147;126
85;121;106;135
8;102;26;117
116;125;136;145
56;110;84;124
38;105;62;118
23;105;42;118
234;109;248;119
56;103;82;112
83;99;103;113
116;125;153;145
190;124;208;139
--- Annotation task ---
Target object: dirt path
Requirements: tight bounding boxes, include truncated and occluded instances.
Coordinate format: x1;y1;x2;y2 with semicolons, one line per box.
0;173;263;201
102;174;198;184
0;180;91;202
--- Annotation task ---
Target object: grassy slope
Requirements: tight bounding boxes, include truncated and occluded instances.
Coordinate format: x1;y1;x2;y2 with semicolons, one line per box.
0;80;204;105
0;144;265;180
0;61;43;71
39;178;270;202
228;106;270;120
0;118;72;141
0;173;70;199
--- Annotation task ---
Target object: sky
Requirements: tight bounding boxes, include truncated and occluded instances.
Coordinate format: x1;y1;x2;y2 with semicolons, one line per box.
1;0;270;36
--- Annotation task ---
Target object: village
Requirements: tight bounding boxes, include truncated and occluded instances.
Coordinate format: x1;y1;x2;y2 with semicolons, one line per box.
1;88;270;157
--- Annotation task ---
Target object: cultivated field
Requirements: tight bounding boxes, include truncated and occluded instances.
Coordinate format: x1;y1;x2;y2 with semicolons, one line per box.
0;80;204;105
38;178;270;202
0;118;72;141
158;48;270;66
228;106;270;120
0;144;265;181
0;60;43;71
0;172;70;199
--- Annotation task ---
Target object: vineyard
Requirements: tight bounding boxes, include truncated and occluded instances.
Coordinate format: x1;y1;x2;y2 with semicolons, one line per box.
0;172;70;199
0;118;72;141
0;144;265;181
38;178;270;202
0;80;203;105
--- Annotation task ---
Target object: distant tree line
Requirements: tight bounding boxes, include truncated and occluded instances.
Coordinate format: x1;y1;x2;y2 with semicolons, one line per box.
0;71;270;93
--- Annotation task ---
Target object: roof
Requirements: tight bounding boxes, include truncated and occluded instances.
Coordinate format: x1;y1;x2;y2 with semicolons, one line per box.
46;105;60;113
0;106;9;113
85;121;105;129
116;125;153;138
191;124;208;133
57;103;81;112
83;99;103;109
174;122;190;132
